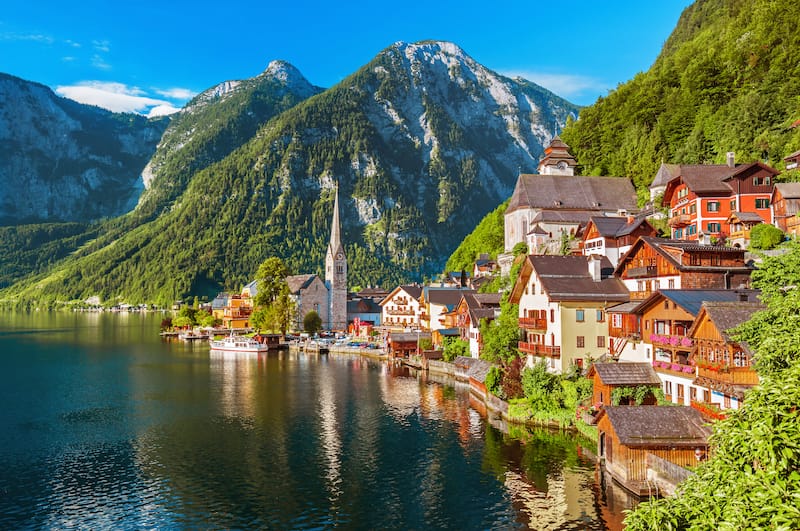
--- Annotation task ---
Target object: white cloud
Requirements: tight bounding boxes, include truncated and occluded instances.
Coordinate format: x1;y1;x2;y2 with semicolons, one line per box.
502;70;607;100
56;81;181;116
0;32;54;44
91;53;111;70
155;87;196;100
92;39;110;52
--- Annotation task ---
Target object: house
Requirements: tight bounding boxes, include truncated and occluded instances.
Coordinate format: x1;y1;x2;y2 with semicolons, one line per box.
346;296;382;332
689;301;764;410
725;211;765;248
614;236;753;300
216;293;253;329
454;292;502;357
606;300;647;362
387;331;430;358
784;148;800;170
587;363;661;406
509;255;629;373
286;274;330;332
380;284;423;330
597;406;711;496
771;182;800;237
581;215;658;267
503;137;639;261
472;254;498;279
419;286;475;332
636;289;759;406
660;155;778;241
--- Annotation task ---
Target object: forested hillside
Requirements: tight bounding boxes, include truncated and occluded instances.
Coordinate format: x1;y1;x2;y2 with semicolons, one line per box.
562;0;800;202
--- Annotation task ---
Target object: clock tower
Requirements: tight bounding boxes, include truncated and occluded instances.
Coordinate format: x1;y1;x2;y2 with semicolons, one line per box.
325;186;347;330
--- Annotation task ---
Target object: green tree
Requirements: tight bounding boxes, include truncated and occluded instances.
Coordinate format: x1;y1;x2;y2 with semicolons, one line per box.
442;337;469;362
303;310;322;335
253;257;290;307
748;223;785;250
173;315;193;328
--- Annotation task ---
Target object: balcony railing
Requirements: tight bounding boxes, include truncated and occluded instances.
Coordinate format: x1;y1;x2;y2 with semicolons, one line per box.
629;290;652;300
668;214;692;227
697;366;759;386
519;316;547;330
652;360;695;377
386;308;416;316
649;333;693;348
518;342;561;358
626;265;658;278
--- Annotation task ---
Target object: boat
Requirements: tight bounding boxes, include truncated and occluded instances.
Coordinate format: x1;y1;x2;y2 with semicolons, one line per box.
209;334;270;353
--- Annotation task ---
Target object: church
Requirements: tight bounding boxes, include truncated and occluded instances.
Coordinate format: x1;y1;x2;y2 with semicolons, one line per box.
286;187;348;331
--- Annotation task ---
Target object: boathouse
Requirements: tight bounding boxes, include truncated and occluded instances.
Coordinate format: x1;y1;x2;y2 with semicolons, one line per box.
587;362;662;406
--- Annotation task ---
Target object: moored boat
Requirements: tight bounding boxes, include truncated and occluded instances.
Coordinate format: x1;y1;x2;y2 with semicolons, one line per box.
210;334;270;353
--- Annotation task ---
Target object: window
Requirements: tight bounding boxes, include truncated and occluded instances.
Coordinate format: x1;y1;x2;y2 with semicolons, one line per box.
597;336;605;348
665;381;672;396
577;336;585;348
576;310;585;322
677;384;685;402
674;229;683;238
753;176;762;186
730;199;736;211
689;203;697;214
668;279;675;289
687;224;697;235
765;176;771;186
707;201;720;212
690;387;697;402
550;309;555;322
708;222;721;233
596;310;604;322
611;313;622;328
755;198;769;209
724;395;731;409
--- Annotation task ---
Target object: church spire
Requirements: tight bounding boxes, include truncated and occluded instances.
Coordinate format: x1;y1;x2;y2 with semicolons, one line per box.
328;185;343;257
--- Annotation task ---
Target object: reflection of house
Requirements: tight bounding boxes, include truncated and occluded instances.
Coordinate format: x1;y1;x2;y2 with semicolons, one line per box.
380;284;423;330
597;406;711;496
503;137;638;258
614;236;753;300
510;255;629;373
660;156;777;241
581;215;658;267
772;182;800;238
454;293;502;357
286;274;329;331
636;289;759;406
587;363;661;406
688;301;763;410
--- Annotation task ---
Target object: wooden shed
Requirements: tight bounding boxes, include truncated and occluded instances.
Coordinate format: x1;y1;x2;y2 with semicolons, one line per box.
597;406;711;496
587;362;662;406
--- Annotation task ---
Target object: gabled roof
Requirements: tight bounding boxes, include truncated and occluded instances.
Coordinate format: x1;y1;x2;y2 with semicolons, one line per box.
587;215;654;238
599;406;711;447
242;279;259;297
286;274;321;294
662;162;779;202
726;211;764;224
347;298;382;314
461;292;502;325
636;289;760;317
688;301;765;343
615;236;750;277
506;174;638;215
510;255;629;303
424;286;476;309
531;210;595;224
650;163;681;189
452;356;493;382
588;362;661;386
773;182;800;200
379;284;423;306
783;149;800;162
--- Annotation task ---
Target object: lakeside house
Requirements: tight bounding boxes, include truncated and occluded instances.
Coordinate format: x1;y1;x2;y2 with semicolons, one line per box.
419;286;475;332
454;292;502;358
587;362;661;406
387;331;430;358
510;254;629;373
380;284;423;330
597;406;711;496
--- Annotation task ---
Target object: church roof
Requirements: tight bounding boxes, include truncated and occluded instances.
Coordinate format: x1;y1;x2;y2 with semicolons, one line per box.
506;174;637;215
286;274;320;294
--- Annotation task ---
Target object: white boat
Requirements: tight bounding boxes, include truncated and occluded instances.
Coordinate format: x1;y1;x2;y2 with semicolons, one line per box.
209;334;270;353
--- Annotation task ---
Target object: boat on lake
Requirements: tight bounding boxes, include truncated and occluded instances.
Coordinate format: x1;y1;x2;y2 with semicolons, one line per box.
209;334;270;353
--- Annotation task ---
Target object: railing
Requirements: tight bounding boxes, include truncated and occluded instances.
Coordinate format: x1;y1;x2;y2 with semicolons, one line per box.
386;308;416;316
649;334;693;348
629;290;653;300
691;400;727;420
518;342;561;358
626;265;658;278
609;329;640;340
697;366;759;386
223;309;252;318
519;316;547;330
652;360;695;377
668;214;692;227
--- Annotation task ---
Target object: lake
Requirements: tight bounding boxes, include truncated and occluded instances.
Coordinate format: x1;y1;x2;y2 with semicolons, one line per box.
0;311;637;529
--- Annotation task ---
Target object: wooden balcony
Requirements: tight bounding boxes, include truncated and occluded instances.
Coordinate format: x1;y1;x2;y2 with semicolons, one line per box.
668;214;692;227
518;342;561;358
625;265;658;278
519;316;547;330
386;308;416;316
648;333;693;349
652;361;695;378
629;290;652;300
698;366;759;386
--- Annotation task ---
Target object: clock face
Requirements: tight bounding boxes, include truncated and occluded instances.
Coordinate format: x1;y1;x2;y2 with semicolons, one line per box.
337;252;343;260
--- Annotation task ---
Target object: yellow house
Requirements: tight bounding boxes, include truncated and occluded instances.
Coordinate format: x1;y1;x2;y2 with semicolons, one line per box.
211;282;256;329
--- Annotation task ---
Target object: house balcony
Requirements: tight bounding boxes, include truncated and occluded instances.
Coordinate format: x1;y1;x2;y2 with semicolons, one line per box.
629;290;652;300
519;316;547;331
652;360;695;378
625;265;658;278
610;329;641;341
648;333;693;348
386;308;416;316
668;214;692;227
223;309;252;318
697;365;759;386
518;342;561;358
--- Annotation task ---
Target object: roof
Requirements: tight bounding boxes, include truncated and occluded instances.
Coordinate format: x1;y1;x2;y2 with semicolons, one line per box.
774;182;800;200
588;215;653;238
506;174;638;215
531;209;595;224
452;356;493;382
638;289;760;317
726;211;765;223
286;274;320;294
242;279;259;297
650;163;680;189
390;332;431;343
600;406;712;447
347;298;382;314
424;287;475;309
615;236;750;277
607;300;644;313
784;149;800;161
380;284;423;306
692;301;765;343
588;362;662;386
663;162;779;200
525;255;629;302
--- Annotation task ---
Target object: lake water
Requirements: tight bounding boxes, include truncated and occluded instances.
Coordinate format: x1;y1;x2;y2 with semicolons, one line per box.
0;312;637;530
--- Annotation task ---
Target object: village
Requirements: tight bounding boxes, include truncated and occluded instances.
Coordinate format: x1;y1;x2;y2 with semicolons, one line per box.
186;136;800;498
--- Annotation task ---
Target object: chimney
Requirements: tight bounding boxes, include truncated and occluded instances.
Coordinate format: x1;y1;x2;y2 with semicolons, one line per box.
726;151;735;168
588;255;602;282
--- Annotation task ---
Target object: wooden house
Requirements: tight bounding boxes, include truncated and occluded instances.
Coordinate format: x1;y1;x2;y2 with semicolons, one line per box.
581;215;658;267
587;362;661;406
614;236;753;300
771;182;800;238
419;286;475;332
606;300;647;362
689;301;764;410
387;331;430;358
725;211;765;248
597;406;711;496
454;293;501;358
660;157;777;241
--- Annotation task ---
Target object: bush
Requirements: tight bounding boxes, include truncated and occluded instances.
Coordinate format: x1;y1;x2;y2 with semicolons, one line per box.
749;223;785;250
485;366;504;398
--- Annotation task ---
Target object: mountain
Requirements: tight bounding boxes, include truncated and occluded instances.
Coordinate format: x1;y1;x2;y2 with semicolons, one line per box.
561;0;800;200
0;73;168;225
2;41;578;306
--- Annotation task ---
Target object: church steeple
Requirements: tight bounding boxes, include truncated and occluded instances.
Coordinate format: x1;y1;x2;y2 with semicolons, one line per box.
328;186;344;260
325;185;347;330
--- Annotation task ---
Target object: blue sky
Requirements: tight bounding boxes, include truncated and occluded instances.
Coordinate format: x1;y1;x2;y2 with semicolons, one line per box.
1;1;692;116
